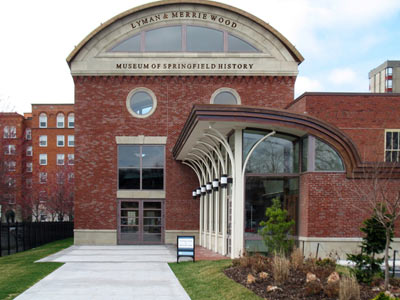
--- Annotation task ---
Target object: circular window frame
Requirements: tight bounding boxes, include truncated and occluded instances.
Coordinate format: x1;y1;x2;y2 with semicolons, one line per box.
126;87;157;118
210;88;241;105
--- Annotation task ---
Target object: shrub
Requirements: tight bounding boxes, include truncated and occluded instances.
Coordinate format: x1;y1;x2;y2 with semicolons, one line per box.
259;197;295;255
347;214;391;284
272;253;290;285
290;247;304;271
372;292;400;300
339;275;360;300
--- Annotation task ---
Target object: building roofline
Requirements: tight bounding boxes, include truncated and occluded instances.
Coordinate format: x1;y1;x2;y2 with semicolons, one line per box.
31;103;74;106
66;0;304;66
287;91;400;109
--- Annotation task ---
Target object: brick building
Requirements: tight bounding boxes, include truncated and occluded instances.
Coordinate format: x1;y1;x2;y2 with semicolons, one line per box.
0;105;74;222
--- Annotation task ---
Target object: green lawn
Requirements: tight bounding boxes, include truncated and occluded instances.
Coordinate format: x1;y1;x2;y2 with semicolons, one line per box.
169;260;262;300
0;238;73;300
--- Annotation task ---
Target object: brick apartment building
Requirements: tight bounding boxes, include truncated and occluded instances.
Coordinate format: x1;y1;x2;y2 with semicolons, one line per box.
1;0;400;259
0;105;74;222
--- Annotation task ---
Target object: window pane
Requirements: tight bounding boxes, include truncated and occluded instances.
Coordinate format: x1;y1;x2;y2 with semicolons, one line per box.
392;151;399;162
142;146;164;168
244;130;298;174
119;169;140;189
144;210;161;218
118;145;140;168
302;138;308;172
143;217;161;225
121;202;138;209
142;169;163;189
111;34;141;52
144;202;161;209
315;139;344;171
130;92;154;115
187;26;223;52
386;132;393;149
145;26;181;52
213;91;237;104
228;34;258;52
393;132;399;149
386;151;392;162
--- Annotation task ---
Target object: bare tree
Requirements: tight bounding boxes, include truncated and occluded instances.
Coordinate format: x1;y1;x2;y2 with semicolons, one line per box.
350;164;400;290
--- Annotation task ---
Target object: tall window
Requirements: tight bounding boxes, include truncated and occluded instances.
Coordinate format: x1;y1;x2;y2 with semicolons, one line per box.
68;113;75;128
26;146;33;156
57;135;65;147
39;172;47;183
118;145;165;190
385;130;400;162
26;128;32;140
68;154;74;165
57;154;65;165
26;162;32;172
39;135;47;147
39;154;47;165
68;135;74;147
57;113;65;128
39;113;47;128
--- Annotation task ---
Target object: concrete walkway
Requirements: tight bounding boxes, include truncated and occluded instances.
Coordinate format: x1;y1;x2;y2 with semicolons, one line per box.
15;245;191;300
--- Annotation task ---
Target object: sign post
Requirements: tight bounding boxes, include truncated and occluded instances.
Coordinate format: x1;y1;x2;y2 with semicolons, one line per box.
177;236;195;263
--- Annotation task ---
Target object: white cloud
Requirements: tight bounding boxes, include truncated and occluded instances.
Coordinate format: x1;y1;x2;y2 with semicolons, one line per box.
328;68;357;85
295;76;324;96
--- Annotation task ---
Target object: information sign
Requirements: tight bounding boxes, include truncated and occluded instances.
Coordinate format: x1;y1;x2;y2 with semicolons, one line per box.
177;236;195;263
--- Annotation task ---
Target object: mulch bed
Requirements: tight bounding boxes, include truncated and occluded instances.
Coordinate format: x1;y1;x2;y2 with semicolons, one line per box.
223;255;399;299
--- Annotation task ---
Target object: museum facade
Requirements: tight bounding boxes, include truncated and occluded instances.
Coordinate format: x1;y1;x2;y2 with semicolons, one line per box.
67;0;400;258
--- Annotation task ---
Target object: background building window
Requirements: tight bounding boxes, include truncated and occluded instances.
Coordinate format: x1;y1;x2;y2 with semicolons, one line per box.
39;154;47;165
57;154;65;165
68;135;74;147
26;178;32;188
3;126;16;138
5;161;16;172
68;154;74;165
68;113;75;128
4;145;16;155
39;135;47;147
118;145;165;190
26;128;32;140
57;135;65;147
39;172;47;183
39;113;47;128
26;162;32;172
57;113;65;128
26;146;33;156
68;173;74;183
385;130;400;162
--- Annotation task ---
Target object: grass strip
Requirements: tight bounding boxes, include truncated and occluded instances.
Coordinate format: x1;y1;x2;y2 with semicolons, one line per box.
169;260;262;300
0;238;73;300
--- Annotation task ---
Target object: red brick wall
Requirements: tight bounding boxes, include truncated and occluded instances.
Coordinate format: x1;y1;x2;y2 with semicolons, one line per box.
288;94;400;162
299;172;400;237
73;75;295;230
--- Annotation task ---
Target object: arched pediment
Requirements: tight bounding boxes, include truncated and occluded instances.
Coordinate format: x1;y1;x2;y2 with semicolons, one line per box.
67;0;303;76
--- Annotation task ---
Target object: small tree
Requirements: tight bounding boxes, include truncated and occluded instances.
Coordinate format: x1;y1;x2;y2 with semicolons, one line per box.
259;197;295;255
347;214;392;283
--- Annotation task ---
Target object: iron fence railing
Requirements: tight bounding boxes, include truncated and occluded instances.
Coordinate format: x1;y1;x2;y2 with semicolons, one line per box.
0;221;73;257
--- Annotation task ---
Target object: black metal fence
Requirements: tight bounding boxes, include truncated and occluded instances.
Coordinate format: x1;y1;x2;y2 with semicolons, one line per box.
0;222;73;257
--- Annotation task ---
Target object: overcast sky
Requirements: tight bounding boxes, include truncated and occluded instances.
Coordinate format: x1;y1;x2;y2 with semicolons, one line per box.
1;0;399;113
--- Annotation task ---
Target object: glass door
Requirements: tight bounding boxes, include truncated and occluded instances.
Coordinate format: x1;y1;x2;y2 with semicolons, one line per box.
118;200;164;244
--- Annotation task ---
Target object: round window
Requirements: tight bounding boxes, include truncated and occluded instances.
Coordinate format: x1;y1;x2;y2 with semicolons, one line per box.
126;88;157;118
211;88;241;105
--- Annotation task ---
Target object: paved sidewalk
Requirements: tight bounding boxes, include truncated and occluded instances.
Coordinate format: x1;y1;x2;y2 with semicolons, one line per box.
15;245;190;300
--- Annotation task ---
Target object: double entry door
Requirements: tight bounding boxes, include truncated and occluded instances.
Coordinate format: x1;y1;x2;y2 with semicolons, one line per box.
118;200;164;244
